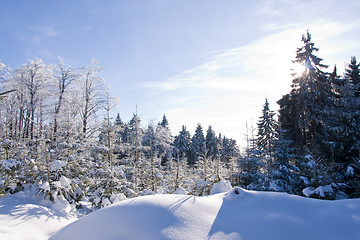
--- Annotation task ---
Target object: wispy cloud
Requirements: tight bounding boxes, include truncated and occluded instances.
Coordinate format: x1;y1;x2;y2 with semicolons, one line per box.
256;0;302;17
138;20;358;145
27;25;59;46
13;24;62;60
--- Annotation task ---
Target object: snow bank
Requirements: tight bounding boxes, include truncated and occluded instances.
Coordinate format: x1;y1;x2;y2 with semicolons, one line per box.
51;193;222;240
51;188;360;240
0;188;79;240
210;180;233;195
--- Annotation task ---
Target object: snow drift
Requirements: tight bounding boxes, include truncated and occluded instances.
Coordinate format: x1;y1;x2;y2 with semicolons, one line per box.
0;189;79;240
51;187;360;240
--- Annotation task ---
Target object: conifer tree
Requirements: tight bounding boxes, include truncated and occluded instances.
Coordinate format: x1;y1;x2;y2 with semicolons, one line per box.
189;123;206;165
173;125;191;160
205;125;219;160
278;31;331;165
160;114;169;128
345;57;360;96
256;98;277;175
128;111;147;193
154;123;173;165
90;91;125;207
220;137;239;165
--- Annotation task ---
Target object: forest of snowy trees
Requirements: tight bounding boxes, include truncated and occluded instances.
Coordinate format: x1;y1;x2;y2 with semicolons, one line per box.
0;31;359;210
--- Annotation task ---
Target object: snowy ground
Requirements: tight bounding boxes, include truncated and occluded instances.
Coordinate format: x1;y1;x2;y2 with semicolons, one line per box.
0;188;79;240
1;184;360;240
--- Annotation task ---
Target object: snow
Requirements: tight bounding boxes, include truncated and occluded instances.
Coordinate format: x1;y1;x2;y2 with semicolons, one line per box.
173;186;187;195
1;187;360;240
1;159;21;171
110;193;127;204
38;181;50;191
101;197;112;208
51;188;360;240
302;187;314;197
0;188;79;240
346;166;354;176
49;160;66;172
302;185;334;198
59;176;71;189
210;180;233;195
156;171;164;179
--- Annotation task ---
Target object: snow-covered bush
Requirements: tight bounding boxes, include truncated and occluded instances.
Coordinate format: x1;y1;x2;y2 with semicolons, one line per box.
0;159;22;195
36;159;80;204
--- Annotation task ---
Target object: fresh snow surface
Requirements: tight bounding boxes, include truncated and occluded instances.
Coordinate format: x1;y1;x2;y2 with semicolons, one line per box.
210;180;233;195
0;188;79;240
51;187;360;240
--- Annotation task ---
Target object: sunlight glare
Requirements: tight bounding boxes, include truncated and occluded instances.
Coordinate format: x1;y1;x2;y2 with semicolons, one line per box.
291;62;306;77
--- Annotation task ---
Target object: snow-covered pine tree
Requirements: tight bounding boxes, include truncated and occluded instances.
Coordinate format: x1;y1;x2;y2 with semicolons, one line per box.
277;31;333;193
326;66;354;164
193;146;213;195
127;111;149;194
159;114;169;128
173;125;191;161
154;123;173;165
140;122;166;194
256;98;277;176
278;31;329;152
341;57;360;197
205;125;219;160
346;56;360;96
144;116;173;165
113;113;126;153
189;123;206;165
144;147;163;194
36;141;77;205
142;122;156;150
89;91;127;208
218;136;240;186
270;122;299;194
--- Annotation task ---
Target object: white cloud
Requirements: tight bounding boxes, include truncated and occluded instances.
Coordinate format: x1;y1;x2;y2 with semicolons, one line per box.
139;20;358;146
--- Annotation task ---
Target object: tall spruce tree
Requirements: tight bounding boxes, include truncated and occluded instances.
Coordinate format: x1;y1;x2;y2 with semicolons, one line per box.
128;111;147;193
173;125;191;160
345;57;360;96
189;124;206;165
257;98;277;175
205;125;219;160
154;123;173;165
277;32;335;195
342;57;360;197
278;31;331;158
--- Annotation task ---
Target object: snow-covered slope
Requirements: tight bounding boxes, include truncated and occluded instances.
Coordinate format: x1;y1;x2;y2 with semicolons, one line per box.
51;187;360;240
0;189;79;240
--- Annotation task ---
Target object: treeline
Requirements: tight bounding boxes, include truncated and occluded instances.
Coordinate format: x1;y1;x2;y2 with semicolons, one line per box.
0;57;240;208
1;31;360;210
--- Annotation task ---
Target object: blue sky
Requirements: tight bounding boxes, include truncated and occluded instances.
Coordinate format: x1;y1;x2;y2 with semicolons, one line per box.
1;0;360;147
